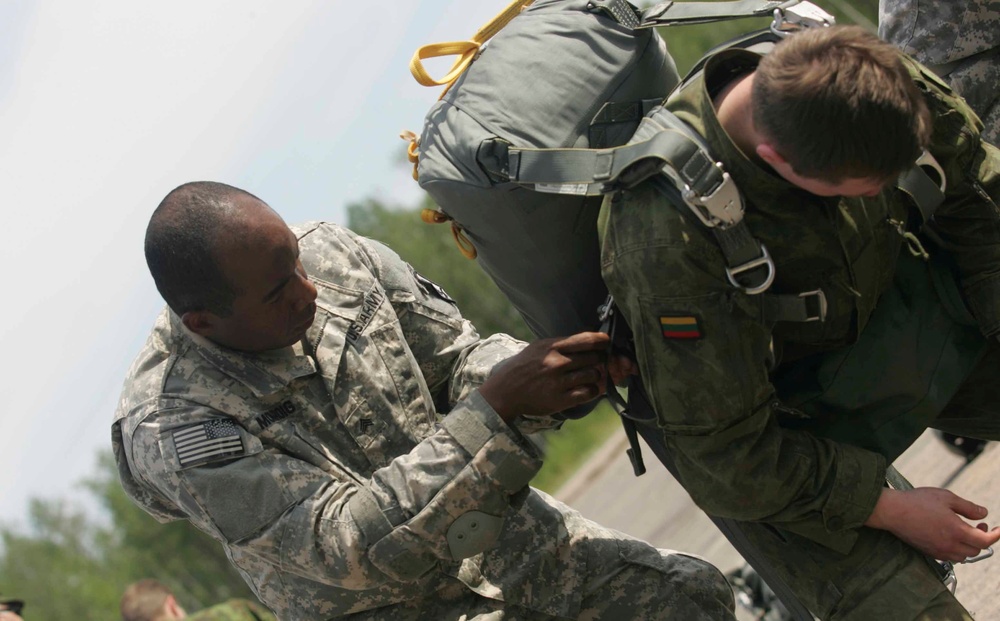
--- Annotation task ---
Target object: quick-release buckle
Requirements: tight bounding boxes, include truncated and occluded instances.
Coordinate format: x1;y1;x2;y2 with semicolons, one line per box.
726;244;776;295
681;165;743;229
799;288;828;322
770;1;836;38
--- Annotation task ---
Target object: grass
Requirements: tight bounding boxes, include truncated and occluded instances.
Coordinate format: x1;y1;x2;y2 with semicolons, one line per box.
530;401;624;493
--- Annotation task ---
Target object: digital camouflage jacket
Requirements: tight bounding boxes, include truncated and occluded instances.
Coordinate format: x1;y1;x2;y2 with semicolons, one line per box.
113;223;607;620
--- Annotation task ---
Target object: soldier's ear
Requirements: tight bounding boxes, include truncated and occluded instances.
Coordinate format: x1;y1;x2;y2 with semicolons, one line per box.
182;310;215;337
755;142;788;169
164;594;186;618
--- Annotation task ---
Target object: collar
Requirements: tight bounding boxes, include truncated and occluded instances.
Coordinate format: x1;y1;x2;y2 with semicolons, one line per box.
669;48;816;211
170;312;318;398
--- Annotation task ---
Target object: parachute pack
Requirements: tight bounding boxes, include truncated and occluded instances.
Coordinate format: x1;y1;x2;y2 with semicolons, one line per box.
408;0;844;341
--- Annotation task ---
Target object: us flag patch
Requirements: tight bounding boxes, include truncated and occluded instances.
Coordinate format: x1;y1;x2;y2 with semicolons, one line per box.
173;419;245;468
660;315;702;339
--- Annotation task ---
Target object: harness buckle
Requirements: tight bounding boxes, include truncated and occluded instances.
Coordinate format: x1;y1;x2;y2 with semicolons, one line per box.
682;166;743;229
725;244;776;295
597;295;615;323
770;1;835;38
940;562;958;593
798;288;828;322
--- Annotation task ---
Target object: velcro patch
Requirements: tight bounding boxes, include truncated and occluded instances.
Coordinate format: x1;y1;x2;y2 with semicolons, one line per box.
253;399;297;430
660;315;702;339
346;288;385;344
173;419;245;468
415;272;455;304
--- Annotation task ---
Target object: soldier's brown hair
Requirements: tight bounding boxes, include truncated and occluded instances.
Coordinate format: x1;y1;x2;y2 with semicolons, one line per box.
751;25;932;181
120;579;171;621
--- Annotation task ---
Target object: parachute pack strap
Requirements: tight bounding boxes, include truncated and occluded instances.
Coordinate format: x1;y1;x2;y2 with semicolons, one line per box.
639;0;789;27
763;289;828;323
896;150;947;229
505;127;709;196
409;0;535;95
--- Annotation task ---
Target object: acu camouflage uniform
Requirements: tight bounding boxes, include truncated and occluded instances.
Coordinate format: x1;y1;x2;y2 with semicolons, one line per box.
880;0;1000;144
187;598;276;621
113;222;736;621
600;44;1000;620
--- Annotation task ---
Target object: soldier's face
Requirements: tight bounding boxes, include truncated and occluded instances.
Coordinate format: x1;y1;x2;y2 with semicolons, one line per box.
202;207;318;352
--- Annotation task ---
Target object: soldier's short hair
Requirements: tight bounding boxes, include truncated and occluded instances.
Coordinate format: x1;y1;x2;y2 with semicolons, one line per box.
120;579;171;621
751;25;932;182
145;181;263;316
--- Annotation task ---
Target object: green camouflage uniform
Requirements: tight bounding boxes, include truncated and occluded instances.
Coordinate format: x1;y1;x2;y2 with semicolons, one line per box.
599;45;1000;620
879;0;1000;144
113;222;736;621
187;598;276;621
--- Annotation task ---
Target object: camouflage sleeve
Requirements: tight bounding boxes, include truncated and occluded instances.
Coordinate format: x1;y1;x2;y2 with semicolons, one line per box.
905;60;1000;338
127;400;540;589
600;186;885;546
358;236;565;433
878;0;1000;66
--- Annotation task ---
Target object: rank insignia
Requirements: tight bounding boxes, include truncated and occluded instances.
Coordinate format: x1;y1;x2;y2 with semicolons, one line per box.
660;315;702;339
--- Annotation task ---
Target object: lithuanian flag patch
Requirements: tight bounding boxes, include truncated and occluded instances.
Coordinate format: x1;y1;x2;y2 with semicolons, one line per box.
660;315;702;339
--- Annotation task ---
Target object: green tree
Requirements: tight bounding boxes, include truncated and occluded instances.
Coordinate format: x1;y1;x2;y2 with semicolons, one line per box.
348;197;533;342
0;455;254;620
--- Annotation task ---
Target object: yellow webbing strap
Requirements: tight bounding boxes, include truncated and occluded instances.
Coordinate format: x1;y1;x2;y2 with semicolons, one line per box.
421;208;478;259
409;0;535;96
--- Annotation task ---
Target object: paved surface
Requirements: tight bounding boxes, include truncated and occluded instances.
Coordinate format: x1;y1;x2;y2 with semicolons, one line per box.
555;428;999;619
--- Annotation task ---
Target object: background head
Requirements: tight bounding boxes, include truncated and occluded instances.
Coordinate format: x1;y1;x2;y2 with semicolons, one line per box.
120;579;186;621
751;25;932;190
145;181;317;352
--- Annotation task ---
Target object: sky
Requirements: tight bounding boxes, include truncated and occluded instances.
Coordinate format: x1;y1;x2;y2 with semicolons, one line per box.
0;0;504;526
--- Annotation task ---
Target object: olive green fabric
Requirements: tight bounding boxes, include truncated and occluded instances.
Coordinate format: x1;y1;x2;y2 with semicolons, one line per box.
600;39;1000;619
775;251;988;463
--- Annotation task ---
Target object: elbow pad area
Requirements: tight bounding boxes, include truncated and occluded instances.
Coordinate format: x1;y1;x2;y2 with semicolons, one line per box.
446;510;505;560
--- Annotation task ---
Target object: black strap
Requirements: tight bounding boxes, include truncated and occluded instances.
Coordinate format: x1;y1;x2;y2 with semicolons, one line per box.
599;295;647;476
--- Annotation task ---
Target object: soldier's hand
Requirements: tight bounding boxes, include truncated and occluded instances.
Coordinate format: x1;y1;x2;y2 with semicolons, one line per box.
866;487;1000;562
607;353;639;386
480;332;610;422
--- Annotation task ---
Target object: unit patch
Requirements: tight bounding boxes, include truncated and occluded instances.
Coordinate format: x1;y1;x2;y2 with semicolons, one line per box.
660;315;702;339
415;272;455;303
254;400;297;430
173;419;245;468
346;288;385;344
